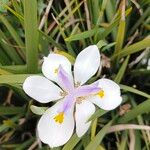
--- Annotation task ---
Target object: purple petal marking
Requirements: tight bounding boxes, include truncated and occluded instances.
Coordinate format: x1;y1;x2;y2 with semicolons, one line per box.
74;82;101;97
58;95;75;113
58;65;74;93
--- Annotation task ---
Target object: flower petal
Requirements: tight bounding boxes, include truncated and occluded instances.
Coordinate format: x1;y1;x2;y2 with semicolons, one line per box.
74;82;101;97
74;45;100;85
42;53;72;84
75;100;95;137
58;94;75;114
58;65;74;93
23;75;63;103
89;78;122;110
37;100;74;148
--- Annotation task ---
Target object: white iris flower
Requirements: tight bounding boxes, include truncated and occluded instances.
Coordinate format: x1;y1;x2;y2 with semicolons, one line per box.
23;45;122;148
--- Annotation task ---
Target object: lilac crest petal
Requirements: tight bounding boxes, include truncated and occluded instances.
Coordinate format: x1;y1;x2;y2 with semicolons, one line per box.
74;83;101;97
58;65;74;93
58;95;75;113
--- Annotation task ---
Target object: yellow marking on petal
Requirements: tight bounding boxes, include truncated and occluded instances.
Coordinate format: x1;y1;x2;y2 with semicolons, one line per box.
54;68;58;74
97;90;105;98
54;112;64;124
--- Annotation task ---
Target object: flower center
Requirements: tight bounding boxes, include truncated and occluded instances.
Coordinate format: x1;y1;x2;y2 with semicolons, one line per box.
53;112;64;124
76;96;86;104
97;90;105;98
60;91;68;97
75;82;81;88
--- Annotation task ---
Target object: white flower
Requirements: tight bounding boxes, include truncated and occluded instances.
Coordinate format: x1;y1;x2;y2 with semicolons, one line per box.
23;45;122;148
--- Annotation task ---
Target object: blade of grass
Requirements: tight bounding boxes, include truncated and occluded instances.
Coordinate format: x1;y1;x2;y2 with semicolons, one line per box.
4;4;24;21
120;84;150;99
0;106;25;115
65;27;104;42
91;119;97;140
24;0;38;73
129;7;150;36
51;1;84;37
105;0;117;40
0;115;22;133
0;65;27;74
62;134;81;150
14;138;35;150
114;3;126;57
88;109;108;122
118;99;150;123
0;14;25;52
0;49;11;65
111;37;150;59
0;68;12;75
114;56;130;83
118;131;128;150
99;7;132;40
39;30;63;50
91;0;99;25
85;119;114;150
0;30;24;64
0;74;32;84
131;99;150;150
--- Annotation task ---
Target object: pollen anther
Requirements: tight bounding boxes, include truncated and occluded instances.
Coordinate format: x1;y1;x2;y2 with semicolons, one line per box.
54;112;64;124
54;68;58;74
97;90;105;98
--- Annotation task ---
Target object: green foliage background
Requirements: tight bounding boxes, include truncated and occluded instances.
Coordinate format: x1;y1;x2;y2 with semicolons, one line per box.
0;0;150;149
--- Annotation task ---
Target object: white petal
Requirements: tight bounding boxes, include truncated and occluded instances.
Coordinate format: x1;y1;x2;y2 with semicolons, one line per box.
90;95;122;110
89;78;122;110
42;54;72;84
75;100;95;137
37;101;74;148
74;45;100;85
98;78;121;94
23;76;63;103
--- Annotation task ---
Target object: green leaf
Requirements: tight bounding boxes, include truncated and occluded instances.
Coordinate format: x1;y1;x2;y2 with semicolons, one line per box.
96;40;107;49
0;74;31;84
0;29;24;64
4;4;24;21
101;42;116;52
100;7;132;39
114;19;126;56
85;119;114;150
62;134;81;150
24;0;38;73
0;65;27;74
118;99;150;123
0;68;12;75
0;0;9;12
0;14;25;51
88;109;108;122
14;138;35;150
0;115;22;133
120;84;150;99
30;105;48;115
65;28;104;42
39;30;63;50
0;106;25;115
114;56;130;83
111;37;150;59
118;131;128;150
55;50;75;64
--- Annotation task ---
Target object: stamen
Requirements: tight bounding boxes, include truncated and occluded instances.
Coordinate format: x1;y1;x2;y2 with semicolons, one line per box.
60;91;68;97
76;97;86;104
97;90;105;98
54;68;58;74
53;112;64;124
75;82;81;88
